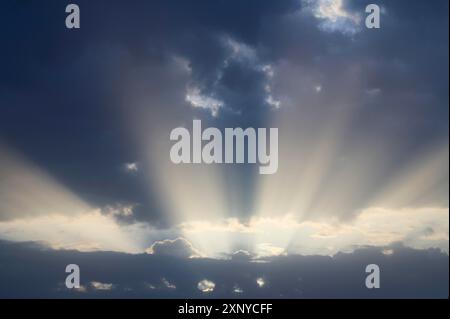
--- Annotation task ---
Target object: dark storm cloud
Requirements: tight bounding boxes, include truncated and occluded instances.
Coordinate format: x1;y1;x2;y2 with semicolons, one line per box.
0;0;448;225
0;0;299;224
0;240;447;298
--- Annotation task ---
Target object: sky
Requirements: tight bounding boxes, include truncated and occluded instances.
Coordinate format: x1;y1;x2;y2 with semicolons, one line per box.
0;0;448;298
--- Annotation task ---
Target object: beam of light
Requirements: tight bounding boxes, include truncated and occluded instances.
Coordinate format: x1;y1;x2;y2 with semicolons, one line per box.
254;60;367;221
118;48;448;258
117;37;285;256
0;143;165;253
118;55;233;256
0;143;90;221
369;143;449;208
250;60;449;255
178;218;255;257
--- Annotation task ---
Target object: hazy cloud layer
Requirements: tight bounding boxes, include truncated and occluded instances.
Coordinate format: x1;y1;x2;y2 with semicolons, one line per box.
0;206;447;257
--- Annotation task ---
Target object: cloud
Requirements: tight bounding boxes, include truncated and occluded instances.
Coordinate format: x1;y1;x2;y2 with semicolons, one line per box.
0;203;447;258
90;281;114;291
222;36;258;63
179;206;448;257
0;2;447;300
1;240;447;298
124;162;139;172
146;237;202;258
162;278;177;289
197;279;215;293
102;204;135;218
304;0;361;34
265;94;281;109
0;209;170;253
230;250;253;261
287;206;449;255
176;33;283;123
233;285;244;294
185;87;224;117
256;277;266;288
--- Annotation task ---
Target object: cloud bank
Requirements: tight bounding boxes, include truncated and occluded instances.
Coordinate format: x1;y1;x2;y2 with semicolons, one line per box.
0;240;447;298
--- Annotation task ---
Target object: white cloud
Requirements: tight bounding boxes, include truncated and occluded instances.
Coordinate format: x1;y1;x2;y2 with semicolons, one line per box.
103;204;134;217
184;37;282;117
162;278;176;289
261;65;275;78
266;94;281;109
90;281;114;291
233;285;244;294
124;162;138;172
0;209;158;253
197;279;215;293
144;283;157;290
185;87;224;117
256;277;265;288
304;0;361;35
146;237;202;258
0;200;447;258
261;64;282;109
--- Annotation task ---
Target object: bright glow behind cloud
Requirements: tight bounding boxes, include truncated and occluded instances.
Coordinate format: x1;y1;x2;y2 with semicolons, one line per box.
179;207;449;257
0;210;155;253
